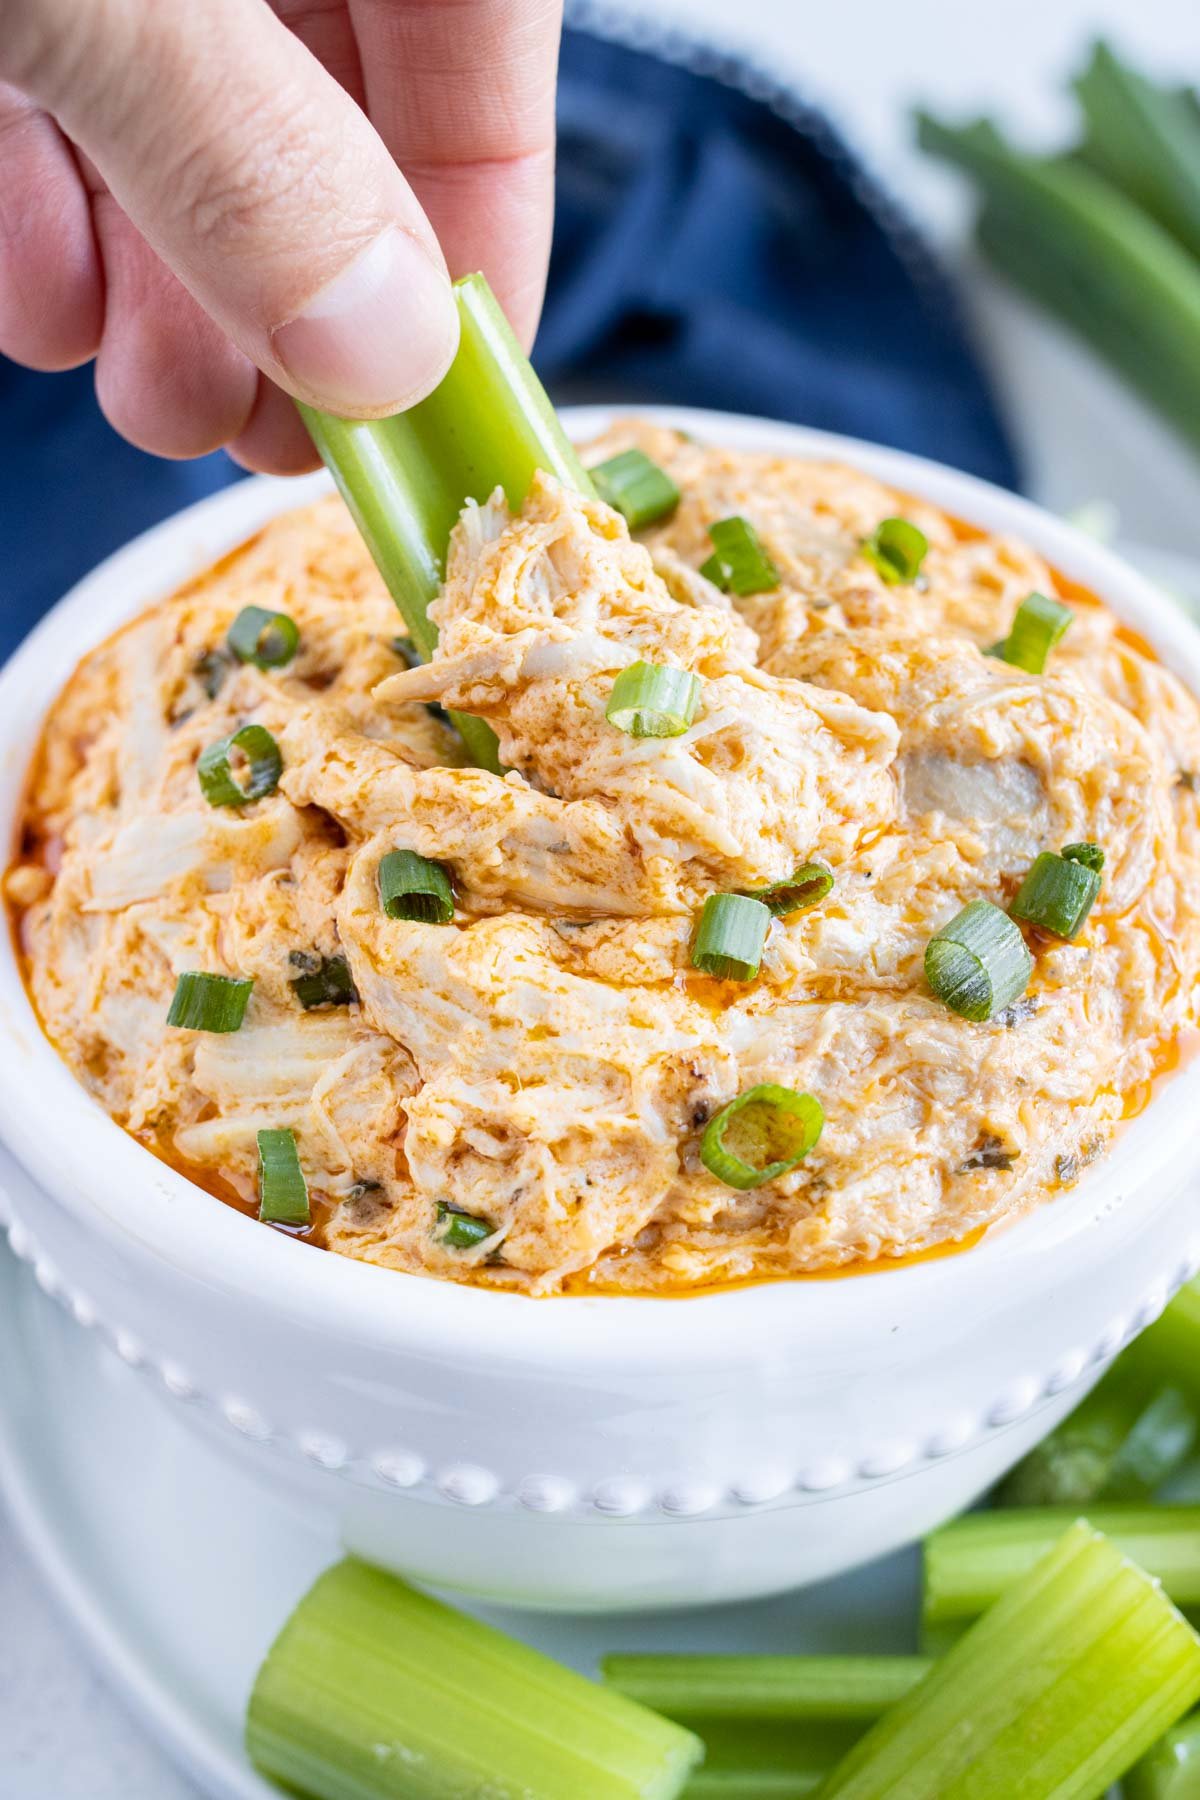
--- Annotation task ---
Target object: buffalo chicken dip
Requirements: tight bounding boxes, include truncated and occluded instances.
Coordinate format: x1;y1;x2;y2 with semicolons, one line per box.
8;424;1200;1294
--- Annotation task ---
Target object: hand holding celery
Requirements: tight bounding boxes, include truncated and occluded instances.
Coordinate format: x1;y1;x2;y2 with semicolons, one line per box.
298;272;595;772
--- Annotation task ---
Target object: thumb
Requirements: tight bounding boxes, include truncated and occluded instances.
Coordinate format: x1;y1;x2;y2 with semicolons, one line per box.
3;0;460;416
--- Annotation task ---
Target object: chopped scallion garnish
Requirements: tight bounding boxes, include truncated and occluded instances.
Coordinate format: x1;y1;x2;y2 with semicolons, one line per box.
226;605;300;670
860;517;929;585
990;591;1073;673
924;899;1032;1022
606;662;701;738
1010;849;1102;939
166;971;253;1033
435;1202;496;1250
701;1084;824;1189
257;1128;310;1227
194;649;230;699
246;1559;703;1799
692;893;771;981
289;954;358;1011
700;516;780;595
196;723;282;808
591;449;681;530
1062;840;1105;873
747;861;834;916
378;849;454;923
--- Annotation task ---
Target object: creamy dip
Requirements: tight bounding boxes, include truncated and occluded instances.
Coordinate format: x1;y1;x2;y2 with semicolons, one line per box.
9;423;1200;1294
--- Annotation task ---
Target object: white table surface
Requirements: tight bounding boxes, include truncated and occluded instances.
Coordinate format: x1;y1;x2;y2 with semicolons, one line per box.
3;0;1198;1792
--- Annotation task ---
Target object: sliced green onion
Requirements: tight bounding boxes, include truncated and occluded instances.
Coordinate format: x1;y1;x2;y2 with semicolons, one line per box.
1126;1709;1200;1800
299;274;597;776
700;1084;823;1190
700;517;780;596
289;953;358;1011
1062;839;1105;872
435;1202;496;1250
606;662;701;739
194;648;230;699
226;605;300;669
860;517;929;586
746;861;834;917
1010;849;1101;939
591;449;681;530
378;849;454;923
257;1128;310;1228
991;591;1073;673
996;1357;1199;1507
166;971;253;1033
603;1655;930;1724
925;899;1032;1022
196;723;282;808
923;1505;1200;1636
691;894;771;981
822;1521;1200;1799
246;1557;703;1800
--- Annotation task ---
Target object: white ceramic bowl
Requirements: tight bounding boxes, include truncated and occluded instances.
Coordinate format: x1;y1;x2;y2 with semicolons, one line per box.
3;407;1200;1613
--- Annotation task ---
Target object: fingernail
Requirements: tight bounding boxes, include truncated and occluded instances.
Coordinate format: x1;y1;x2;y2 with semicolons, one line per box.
273;229;459;414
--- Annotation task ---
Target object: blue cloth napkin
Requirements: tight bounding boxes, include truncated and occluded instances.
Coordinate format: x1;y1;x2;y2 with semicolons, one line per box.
0;15;1017;663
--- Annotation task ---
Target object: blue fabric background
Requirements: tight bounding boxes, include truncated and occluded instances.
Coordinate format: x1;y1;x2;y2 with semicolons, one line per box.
0;21;1018;664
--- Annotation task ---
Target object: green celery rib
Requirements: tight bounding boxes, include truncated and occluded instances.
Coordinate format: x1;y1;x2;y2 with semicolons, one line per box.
922;1506;1200;1633
1074;40;1200;261
915;112;1200;457
1125;1709;1200;1799
602;1655;930;1723
1131;1276;1200;1405
680;1721;860;1799
298;272;595;773
818;1521;1200;1799
246;1558;702;1800
995;1359;1198;1506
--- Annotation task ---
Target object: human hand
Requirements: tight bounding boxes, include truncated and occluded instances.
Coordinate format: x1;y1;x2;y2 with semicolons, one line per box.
0;0;562;471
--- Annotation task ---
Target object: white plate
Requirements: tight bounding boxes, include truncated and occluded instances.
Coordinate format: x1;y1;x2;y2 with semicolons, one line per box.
0;1233;918;1797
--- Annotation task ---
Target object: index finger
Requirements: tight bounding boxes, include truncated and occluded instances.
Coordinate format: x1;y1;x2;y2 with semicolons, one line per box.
348;0;562;348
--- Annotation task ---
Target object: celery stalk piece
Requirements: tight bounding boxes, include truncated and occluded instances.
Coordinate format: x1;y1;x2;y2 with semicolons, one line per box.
915;113;1200;457
995;1359;1198;1506
246;1558;703;1800
602;1655;930;1723
1132;1276;1200;1407
1126;1710;1200;1799
680;1721;860;1798
922;1506;1200;1635
298;271;595;773
818;1521;1200;1799
1074;40;1200;261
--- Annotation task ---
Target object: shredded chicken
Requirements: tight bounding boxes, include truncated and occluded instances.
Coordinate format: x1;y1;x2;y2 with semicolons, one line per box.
9;425;1200;1294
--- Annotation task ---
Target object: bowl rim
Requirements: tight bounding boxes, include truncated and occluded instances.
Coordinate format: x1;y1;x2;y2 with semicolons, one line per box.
3;402;1200;1366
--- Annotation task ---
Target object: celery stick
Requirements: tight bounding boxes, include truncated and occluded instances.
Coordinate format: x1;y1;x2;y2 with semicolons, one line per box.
818;1521;1200;1798
1126;1710;1200;1799
602;1656;930;1723
680;1721;858;1798
299;272;594;772
246;1559;702;1800
916;113;1200;456
995;1360;1198;1506
1074;40;1200;261
923;1506;1200;1635
1132;1277;1200;1405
